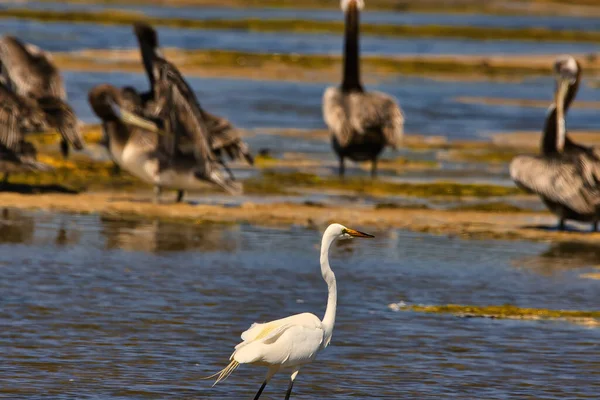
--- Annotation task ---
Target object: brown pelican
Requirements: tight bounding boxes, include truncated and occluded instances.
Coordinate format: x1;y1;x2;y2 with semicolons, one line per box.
88;84;241;203
510;56;600;231
0;35;84;158
322;0;404;178
0;82;53;182
133;23;253;168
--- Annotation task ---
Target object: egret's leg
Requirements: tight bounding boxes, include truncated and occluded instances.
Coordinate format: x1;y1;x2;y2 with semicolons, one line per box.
153;186;162;204
371;157;378;179
252;381;267;400
176;190;185;203
284;370;300;400
252;367;278;400
558;218;565;231
593;220;598;233
338;156;345;178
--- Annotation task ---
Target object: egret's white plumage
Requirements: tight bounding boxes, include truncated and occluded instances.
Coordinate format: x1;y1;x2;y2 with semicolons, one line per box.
206;223;373;399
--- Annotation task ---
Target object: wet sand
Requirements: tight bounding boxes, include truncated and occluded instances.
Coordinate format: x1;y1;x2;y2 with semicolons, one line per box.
1;191;598;244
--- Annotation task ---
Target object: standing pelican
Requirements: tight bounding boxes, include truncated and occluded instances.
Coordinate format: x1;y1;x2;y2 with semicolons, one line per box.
510;56;600;231
0;35;84;158
89;84;240;202
322;0;403;178
0;82;52;183
133;23;253;167
205;223;373;400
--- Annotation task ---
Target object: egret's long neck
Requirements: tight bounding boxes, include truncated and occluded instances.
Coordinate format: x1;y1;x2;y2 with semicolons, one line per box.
320;232;337;345
341;2;363;92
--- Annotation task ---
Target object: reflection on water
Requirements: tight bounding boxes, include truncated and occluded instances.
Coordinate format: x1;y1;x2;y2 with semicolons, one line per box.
0;208;34;244
0;210;599;399
100;217;241;253
515;241;600;275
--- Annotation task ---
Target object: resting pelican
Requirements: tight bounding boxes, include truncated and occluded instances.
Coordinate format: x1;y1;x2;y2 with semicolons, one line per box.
322;0;403;178
133;23;253;168
206;223;373;399
88;84;240;202
510;56;600;231
0;82;52;182
0;35;84;158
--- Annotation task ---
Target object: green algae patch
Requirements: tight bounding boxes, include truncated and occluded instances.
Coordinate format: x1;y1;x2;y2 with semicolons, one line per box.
375;202;430;210
57;48;593;82
27;125;104;147
390;303;600;323
449;202;531;213
245;170;522;198
6;157;142;193
31;0;600;17
442;147;520;164
4;8;600;43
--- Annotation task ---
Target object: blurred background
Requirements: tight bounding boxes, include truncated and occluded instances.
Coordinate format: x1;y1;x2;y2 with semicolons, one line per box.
0;1;599;399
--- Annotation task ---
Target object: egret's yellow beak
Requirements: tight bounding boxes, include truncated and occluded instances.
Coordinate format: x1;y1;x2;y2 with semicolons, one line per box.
344;228;374;238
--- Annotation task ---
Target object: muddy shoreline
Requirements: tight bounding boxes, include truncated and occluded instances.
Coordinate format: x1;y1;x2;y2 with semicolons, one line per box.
1;191;598;244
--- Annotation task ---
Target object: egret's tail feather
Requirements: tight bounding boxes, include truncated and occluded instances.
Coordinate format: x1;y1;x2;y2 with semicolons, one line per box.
202;360;239;387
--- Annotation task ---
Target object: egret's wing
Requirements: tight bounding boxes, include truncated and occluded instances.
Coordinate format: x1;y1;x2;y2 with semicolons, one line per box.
510;155;599;214
323;86;353;147
239;313;320;344
234;323;324;366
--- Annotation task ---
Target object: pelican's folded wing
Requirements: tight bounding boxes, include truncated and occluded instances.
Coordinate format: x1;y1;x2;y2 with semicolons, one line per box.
356;91;404;148
510;155;596;214
323;86;353;147
0;36;66;100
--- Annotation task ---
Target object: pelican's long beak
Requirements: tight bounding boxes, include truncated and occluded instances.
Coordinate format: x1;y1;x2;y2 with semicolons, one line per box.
344;228;374;238
555;77;569;151
112;102;164;136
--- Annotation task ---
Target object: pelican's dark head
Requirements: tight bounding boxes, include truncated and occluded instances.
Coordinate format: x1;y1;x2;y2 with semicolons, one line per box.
554;55;580;84
341;0;364;12
88;84;123;121
133;22;159;50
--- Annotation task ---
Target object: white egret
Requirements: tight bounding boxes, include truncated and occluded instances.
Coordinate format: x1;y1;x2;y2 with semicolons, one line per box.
205;223;374;399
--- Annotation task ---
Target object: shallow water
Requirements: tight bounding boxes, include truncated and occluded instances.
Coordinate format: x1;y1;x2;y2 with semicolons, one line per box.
0;210;599;399
66;70;600;143
11;1;600;31
2;17;599;57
